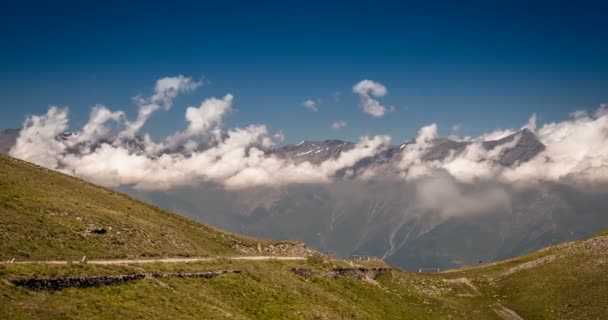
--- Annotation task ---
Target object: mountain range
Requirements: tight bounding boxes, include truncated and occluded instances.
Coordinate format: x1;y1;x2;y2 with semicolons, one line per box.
2;127;607;271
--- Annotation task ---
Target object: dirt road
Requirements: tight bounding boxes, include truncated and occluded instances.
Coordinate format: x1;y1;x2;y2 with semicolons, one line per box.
2;256;307;265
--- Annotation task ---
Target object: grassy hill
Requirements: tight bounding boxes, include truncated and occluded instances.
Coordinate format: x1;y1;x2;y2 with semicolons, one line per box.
443;233;608;319
0;155;282;261
1;155;607;319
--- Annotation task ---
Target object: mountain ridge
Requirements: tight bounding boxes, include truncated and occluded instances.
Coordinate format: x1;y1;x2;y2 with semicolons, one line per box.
0;127;546;171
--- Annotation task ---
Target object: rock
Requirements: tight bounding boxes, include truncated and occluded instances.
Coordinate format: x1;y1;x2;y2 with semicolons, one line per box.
11;274;145;291
11;270;240;291
326;268;391;280
289;268;315;277
231;240;313;256
85;226;107;235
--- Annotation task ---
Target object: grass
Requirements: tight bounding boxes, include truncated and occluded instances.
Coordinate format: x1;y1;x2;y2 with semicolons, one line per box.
441;234;608;320
1;154;607;319
0;259;491;320
0;155;279;261
2;235;604;319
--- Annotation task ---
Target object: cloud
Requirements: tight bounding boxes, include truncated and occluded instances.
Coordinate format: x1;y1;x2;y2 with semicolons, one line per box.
504;106;608;184
10;106;69;169
413;173;511;217
120;75;202;138
164;94;234;149
75;105;125;145
273;131;285;143
302;99;318;112
522;113;537;132
385;106;608;188
9;76;390;190
223;135;389;189
332;120;347;129
9;75;608;200
447;124;462;141
353;80;394;118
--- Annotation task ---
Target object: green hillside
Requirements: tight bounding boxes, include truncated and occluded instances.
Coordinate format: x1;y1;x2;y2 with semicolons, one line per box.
1;155;607;319
0;156;280;261
443;233;608;319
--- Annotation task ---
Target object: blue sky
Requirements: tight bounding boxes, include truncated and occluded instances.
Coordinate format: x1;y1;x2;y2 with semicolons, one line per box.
1;1;607;144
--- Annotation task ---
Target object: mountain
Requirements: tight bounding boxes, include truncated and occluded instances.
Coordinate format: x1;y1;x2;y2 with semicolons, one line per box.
4;127;608;272
272;139;356;164
0;154;606;319
134;129;592;271
0;127;545;169
136;165;608;271
481;128;546;165
275;128;546;174
0;128;19;155
148;177;608;270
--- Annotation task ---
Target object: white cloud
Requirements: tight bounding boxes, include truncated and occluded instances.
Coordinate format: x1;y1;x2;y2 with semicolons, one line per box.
387;105;608;188
302;99;318;112
10;106;69;169
448;123;462;140
332;120;347;129
504;106;608;184
273;131;285;143
9;76;391;190
9;76;608;196
120;75;202;138
474;128;516;142
522;113;537;132
164;94;233;149
353;80;394;118
76;105;125;145
414;173;511;217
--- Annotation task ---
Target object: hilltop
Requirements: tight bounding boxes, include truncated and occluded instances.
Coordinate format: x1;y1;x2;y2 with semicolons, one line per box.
0;154;607;319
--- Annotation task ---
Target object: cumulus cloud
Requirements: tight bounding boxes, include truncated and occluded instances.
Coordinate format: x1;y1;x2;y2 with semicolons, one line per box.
522;113;537;132
302;99;318;112
504;106;608;184
389;107;608;188
75;106;125;145
121;75;202;138
332;120;347;129
10;106;69;169
9;76;390;190
164;94;234;149
395;125;526;183
353;80;394;117
8;75;608;202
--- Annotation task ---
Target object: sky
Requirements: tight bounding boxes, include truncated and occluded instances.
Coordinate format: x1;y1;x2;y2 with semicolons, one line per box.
1;0;607;144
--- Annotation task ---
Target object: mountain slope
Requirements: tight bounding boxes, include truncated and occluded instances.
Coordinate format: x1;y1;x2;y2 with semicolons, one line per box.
1;231;606;319
0;154;606;319
0;155;294;261
441;231;608;319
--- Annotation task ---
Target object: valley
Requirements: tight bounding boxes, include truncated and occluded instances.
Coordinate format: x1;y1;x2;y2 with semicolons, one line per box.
1;154;607;319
